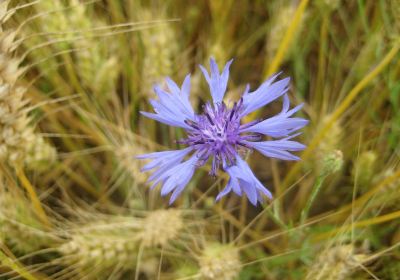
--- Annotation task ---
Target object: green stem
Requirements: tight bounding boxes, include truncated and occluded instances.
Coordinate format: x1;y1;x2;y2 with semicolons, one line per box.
300;174;327;224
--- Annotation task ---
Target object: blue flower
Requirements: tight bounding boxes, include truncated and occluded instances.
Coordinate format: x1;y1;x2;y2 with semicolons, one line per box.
138;58;308;205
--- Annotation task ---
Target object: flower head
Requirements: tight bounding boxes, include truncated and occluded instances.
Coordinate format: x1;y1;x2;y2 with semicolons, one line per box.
138;58;308;205
198;243;241;280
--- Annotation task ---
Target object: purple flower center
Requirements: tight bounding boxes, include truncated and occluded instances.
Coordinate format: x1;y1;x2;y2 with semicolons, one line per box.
179;98;260;176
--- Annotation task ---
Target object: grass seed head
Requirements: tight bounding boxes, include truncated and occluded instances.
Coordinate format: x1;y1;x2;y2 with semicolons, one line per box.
0;11;55;168
67;0;118;96
321;150;344;176
139;209;183;247
0;27;36;165
115;143;148;184
266;4;296;60
307;243;370;280
25;133;57;171
60;232;137;268
59;218;139;271
35;0;72;50
314;115;343;170
140;10;179;96
198;243;241;280
0;190;54;253
351;151;377;190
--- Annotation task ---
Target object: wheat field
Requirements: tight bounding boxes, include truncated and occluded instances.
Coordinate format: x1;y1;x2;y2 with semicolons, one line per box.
0;0;399;279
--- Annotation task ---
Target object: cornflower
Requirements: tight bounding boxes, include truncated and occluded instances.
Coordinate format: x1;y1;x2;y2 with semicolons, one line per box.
138;58;308;205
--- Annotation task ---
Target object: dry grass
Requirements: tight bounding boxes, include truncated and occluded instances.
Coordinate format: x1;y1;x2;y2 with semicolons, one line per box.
0;0;399;279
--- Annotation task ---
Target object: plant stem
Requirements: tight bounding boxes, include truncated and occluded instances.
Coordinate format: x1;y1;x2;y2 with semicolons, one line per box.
15;167;51;228
300;174;327;225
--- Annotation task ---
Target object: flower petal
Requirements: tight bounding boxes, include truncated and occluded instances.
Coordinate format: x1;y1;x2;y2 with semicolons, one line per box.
244;139;306;161
239;178;258;205
241;73;289;117
215;182;232;201
219;155;272;205
137;147;193;183
152;154;199;204
199;58;233;103
240;94;309;137
141;76;195;128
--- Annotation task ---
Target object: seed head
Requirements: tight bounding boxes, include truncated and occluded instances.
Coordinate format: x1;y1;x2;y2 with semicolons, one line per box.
25;134;57;171
140;9;180;97
0;190;54;253
0;9;55;167
351;150;377;189
321;150;344;176
139;209;183;247
59;218;139;271
116;143;148;184
307;243;370;280
198;243;241;280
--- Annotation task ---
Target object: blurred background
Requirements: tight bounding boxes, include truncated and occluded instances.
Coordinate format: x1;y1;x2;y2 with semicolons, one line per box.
0;0;399;279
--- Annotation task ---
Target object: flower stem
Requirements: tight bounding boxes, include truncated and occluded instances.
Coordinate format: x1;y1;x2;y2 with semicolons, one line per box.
300;173;327;225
